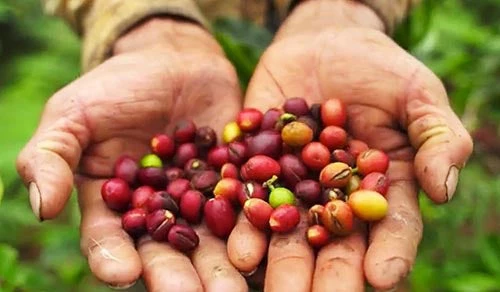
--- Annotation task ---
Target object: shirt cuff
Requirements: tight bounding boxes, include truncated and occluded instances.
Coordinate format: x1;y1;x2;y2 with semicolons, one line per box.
286;0;421;35
45;0;210;72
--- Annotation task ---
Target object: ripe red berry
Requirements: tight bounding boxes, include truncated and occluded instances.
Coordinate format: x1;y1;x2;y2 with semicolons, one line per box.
301;142;330;171
321;98;347;127
150;134;175;158
237;108;264;132
174;119;196;143
319;126;347;151
101;178;131;211
356;149;390;175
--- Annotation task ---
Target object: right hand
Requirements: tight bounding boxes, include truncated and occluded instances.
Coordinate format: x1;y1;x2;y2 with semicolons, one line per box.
16;18;248;291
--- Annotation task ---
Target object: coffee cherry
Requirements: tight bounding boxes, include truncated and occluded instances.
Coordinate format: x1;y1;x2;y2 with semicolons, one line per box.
122;208;147;238
279;154;308;188
321;98;347;127
360;172;390;196
146;209;176;241
331;149;355;167
306;225;330;249
173;143;198;168
204;197;236;238
307;204;325;226
321;200;354;236
283;97;309;117
261;108;282;130
167;224;199;253
319;126;347;151
147;191;179;215
356;149;389;175
319;162;352;188
150;134;175;158
194;126;217;149
228;141;248;166
348;190;388;221
241;155;281;182
309;103;322;122
101;178;131;211
207;145;230;169
220;163;239;179
301;142;330;171
320;188;345;204
180;190;206;224
244;198;273;231
166;178;190;203
213;178;243;204
268;186;296;208
165;167;185;182
281;121;314;147
246;130;282;159
237;181;269;207
190;170;220;195
114;155;138;186
345;139;369;159
294;180;321;205
223;121;242;144
137;167;168;189
269;204;300;233
140;154;163;168
131;186;155;210
184;158;209;179
174;119;196;143
237;108;264;132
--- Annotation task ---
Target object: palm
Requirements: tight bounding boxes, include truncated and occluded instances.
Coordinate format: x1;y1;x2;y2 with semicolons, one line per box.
241;28;429;290
19;48;246;290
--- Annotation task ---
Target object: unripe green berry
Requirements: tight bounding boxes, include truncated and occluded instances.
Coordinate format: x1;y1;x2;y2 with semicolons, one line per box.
269;187;296;208
140;154;163;168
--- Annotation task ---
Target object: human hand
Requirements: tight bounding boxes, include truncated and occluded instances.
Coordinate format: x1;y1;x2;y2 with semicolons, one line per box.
16;18;248;291
227;1;473;291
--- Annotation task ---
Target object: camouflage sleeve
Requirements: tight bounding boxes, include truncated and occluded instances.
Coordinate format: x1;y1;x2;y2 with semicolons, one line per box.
42;0;210;72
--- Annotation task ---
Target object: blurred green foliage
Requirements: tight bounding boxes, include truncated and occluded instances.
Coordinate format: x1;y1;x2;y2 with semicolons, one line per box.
0;0;498;291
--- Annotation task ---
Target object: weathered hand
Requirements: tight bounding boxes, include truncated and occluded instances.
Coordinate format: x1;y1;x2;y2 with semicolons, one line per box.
16;18;247;291
227;1;473;291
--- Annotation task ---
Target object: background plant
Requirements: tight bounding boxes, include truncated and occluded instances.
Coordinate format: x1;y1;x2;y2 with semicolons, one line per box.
0;0;498;291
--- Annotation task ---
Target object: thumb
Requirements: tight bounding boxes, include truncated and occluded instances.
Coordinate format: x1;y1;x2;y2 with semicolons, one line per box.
405;74;473;203
16;98;89;220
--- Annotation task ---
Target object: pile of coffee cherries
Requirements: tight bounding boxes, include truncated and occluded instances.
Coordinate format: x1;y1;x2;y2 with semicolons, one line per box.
101;97;390;253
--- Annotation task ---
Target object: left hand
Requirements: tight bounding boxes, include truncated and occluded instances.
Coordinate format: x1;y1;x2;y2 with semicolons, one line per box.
227;1;473;291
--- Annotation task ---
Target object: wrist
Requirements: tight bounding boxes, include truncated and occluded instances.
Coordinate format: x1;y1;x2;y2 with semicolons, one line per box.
113;17;224;56
275;0;385;40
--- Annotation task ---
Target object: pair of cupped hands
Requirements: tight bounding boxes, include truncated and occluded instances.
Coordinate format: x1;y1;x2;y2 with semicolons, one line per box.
16;1;473;291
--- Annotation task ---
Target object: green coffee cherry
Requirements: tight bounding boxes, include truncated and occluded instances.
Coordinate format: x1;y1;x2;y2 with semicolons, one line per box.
140;154;163;168
269;187;296;208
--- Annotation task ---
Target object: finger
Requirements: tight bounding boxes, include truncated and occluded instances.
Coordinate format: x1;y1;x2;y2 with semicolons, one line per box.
227;212;268;273
404;74;473;203
265;211;315;292
364;161;423;290
16;99;90;220
78;178;142;287
312;222;367;292
138;237;203;292
192;225;248;292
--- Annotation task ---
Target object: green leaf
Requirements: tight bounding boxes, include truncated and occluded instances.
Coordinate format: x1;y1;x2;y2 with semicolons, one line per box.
0;244;18;288
446;273;500;292
0;173;3;204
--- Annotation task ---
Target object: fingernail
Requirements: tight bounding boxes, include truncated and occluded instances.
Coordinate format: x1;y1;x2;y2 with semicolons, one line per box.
240;267;258;277
29;182;42;221
375;286;399;292
445;165;459;201
108;281;137;290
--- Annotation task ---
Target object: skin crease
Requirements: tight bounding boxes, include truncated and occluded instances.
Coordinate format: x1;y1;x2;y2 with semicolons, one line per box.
16;18;248;291
227;0;473;291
